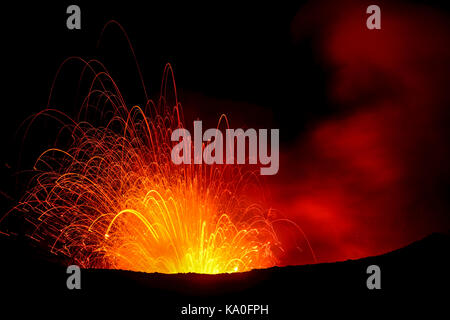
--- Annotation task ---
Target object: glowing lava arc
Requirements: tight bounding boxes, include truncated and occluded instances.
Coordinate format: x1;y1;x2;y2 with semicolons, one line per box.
13;57;307;274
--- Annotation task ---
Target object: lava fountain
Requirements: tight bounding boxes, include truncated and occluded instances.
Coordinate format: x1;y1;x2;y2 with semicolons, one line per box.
10;48;308;274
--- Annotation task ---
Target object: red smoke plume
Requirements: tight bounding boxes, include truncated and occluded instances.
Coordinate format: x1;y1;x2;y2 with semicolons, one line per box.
275;0;450;264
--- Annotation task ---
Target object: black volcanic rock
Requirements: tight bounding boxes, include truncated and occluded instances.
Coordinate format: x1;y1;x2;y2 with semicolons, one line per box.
0;233;448;317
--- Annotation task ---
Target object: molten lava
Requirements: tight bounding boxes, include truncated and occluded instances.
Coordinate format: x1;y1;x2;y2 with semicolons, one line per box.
16;62;291;274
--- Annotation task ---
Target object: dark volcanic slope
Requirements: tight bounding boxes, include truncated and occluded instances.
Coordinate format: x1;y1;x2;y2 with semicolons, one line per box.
1;233;448;317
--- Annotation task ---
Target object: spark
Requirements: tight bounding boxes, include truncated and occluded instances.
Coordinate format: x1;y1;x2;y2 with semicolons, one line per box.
15;61;285;274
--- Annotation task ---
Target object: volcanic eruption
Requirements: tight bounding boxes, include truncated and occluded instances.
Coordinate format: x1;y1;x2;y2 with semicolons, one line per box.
7;24;313;274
